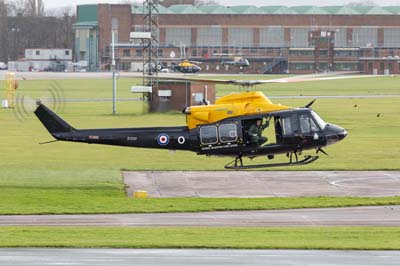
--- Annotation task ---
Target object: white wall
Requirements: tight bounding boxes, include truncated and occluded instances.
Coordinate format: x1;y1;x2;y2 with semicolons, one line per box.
25;49;73;60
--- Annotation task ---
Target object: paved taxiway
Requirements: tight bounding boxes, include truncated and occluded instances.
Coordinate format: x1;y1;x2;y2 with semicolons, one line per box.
124;171;400;198
0;206;399;227
1;249;399;266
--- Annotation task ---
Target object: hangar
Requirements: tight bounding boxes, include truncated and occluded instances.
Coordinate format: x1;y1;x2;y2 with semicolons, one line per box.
74;4;400;74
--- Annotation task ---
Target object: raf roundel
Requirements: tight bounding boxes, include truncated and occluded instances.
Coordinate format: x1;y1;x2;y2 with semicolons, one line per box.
157;134;170;146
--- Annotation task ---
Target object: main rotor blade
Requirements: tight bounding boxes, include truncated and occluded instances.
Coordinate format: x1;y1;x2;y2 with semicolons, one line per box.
149;75;288;86
149;71;376;87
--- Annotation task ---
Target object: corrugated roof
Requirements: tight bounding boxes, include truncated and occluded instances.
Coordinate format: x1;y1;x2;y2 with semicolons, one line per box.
197;5;237;14
168;4;204;14
132;5;173;14
291;6;329;14
334;6;361;15
383;6;400;14
128;4;400;15
228;5;264;14
366;6;393;15
157;5;174;14
259;6;298;14
351;5;373;14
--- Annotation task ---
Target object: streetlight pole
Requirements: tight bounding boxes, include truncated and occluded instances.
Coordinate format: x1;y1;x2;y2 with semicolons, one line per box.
111;30;117;115
11;28;20;61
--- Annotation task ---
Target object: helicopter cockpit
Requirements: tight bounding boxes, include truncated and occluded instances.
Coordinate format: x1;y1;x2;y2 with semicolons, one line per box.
242;108;327;147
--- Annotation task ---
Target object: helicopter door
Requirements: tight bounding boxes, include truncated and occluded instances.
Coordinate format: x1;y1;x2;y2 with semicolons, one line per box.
278;112;320;145
277;114;299;145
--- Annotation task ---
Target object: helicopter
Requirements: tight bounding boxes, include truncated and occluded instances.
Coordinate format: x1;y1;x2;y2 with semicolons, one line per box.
221;56;250;69
172;59;202;74
34;75;351;169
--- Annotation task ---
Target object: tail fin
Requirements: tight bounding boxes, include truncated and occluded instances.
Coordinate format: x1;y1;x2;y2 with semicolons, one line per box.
34;102;75;135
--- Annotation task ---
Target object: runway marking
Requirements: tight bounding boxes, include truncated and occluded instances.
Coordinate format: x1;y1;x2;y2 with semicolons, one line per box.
329;176;400;191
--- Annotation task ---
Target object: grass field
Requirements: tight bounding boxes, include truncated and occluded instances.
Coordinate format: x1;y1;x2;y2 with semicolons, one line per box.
1;226;399;250
0;76;399;215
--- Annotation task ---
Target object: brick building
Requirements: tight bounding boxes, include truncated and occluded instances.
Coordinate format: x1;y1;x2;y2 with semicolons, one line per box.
73;4;400;74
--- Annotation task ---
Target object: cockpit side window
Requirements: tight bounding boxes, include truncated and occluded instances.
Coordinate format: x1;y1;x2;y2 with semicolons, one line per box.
300;113;320;134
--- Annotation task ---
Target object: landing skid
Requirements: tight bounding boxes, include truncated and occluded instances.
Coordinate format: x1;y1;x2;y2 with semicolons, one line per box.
225;154;319;170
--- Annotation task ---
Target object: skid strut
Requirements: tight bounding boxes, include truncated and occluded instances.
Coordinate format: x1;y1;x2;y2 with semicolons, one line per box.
225;152;319;170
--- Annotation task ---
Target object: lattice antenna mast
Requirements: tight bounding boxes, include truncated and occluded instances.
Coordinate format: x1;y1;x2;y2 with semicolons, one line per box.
143;0;159;90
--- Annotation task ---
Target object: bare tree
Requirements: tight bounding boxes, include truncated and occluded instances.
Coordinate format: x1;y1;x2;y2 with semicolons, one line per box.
0;0;9;62
7;0;30;16
37;0;44;16
1;1;76;61
7;0;45;16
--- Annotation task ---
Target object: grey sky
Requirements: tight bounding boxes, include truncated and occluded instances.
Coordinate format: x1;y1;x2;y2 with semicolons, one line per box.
44;0;400;9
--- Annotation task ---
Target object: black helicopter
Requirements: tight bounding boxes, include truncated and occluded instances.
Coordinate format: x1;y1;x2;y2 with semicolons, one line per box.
34;75;349;169
221;56;250;69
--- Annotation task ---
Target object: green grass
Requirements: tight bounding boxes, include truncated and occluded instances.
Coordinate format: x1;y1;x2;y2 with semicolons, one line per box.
0;226;399;249
0;76;399;214
0;196;399;215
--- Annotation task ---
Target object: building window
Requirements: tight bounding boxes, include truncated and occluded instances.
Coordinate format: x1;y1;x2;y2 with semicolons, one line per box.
289;63;314;70
319;50;328;56
197;27;222;47
260;26;284;47
136;49;143;57
335;63;358;71
121;62;131;71
352;27;378;48
165;27;191;46
65;50;70;56
36;50;40;56
290;28;310;47
383;28;400;47
158;49;163;57
123;49;130;57
334;50;359;57
289;50;314;56
111;18;118;30
193;93;204;104
228;28;254;47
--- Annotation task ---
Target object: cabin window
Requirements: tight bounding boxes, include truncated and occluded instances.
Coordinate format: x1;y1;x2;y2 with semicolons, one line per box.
219;124;237;143
200;126;218;145
281;115;298;136
299;114;319;134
